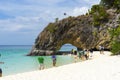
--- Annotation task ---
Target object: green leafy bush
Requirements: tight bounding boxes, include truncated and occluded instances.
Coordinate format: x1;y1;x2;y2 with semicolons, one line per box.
114;0;120;9
46;23;57;33
90;5;109;26
109;26;120;55
100;0;120;9
111;41;120;55
100;0;114;8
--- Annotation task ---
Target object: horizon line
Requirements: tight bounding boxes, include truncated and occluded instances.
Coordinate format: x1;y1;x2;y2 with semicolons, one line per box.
0;45;33;46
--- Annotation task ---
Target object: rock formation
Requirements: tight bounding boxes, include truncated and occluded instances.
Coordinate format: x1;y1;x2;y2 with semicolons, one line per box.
28;8;120;56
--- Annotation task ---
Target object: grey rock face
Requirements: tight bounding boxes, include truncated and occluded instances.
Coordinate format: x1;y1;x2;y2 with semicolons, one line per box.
28;9;120;56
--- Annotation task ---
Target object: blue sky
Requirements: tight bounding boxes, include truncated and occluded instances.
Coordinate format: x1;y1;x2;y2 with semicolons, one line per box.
0;0;100;45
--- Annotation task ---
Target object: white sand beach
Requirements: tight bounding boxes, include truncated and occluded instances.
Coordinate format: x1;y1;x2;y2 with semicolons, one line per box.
1;51;120;80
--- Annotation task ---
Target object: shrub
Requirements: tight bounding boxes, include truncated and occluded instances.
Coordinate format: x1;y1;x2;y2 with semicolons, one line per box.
90;5;109;26
100;0;120;9
111;41;120;55
109;26;120;55
45;23;57;33
100;0;114;8
114;0;120;9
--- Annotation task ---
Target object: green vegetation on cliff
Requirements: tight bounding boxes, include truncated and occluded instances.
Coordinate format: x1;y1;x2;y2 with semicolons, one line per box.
89;5;108;26
46;23;58;33
100;0;120;9
109;25;120;55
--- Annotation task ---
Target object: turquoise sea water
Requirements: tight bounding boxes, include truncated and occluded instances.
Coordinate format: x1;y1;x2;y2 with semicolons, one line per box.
0;45;77;76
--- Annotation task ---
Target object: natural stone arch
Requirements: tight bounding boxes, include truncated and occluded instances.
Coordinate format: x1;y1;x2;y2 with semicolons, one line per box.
28;10;120;56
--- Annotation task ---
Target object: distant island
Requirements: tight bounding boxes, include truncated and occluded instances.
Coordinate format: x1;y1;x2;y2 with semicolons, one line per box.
29;0;120;56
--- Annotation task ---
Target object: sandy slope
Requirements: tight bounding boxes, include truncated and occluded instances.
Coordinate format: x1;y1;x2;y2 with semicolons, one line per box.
1;51;120;80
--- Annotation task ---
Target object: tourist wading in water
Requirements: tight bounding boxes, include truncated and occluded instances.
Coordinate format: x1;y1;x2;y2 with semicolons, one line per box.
38;57;44;70
51;54;57;67
0;68;2;77
0;54;4;77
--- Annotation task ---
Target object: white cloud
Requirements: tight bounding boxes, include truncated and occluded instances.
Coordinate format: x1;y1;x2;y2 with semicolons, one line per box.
83;0;101;5
71;7;89;16
0;0;100;32
0;16;44;32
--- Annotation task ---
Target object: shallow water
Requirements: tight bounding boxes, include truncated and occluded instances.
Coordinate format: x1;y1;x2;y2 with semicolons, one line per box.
0;45;77;76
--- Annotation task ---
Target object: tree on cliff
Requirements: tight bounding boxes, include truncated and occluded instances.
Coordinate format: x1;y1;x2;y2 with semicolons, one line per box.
109;26;120;55
89;4;108;26
100;0;120;9
100;0;114;7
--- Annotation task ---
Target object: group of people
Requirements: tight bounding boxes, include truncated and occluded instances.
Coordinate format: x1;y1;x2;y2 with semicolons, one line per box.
71;49;93;62
38;54;56;70
71;45;105;62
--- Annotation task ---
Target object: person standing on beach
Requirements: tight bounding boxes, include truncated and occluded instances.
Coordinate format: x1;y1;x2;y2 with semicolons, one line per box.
38;57;44;70
78;51;82;59
0;54;4;77
0;68;2;77
90;49;93;58
99;45;104;54
84;49;89;60
79;49;86;60
99;46;102;54
73;50;78;62
101;46;104;54
0;62;4;77
71;49;73;54
51;54;57;67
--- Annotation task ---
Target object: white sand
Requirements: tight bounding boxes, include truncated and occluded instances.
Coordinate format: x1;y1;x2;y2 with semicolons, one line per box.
1;51;120;80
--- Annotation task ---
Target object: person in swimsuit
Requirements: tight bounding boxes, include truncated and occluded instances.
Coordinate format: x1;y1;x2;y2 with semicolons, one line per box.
38;57;44;70
51;54;57;67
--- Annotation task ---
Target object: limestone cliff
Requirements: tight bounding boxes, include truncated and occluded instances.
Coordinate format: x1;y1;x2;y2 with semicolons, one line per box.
28;8;120;56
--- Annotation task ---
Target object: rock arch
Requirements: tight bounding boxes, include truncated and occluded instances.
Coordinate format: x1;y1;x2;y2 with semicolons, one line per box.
28;15;112;56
